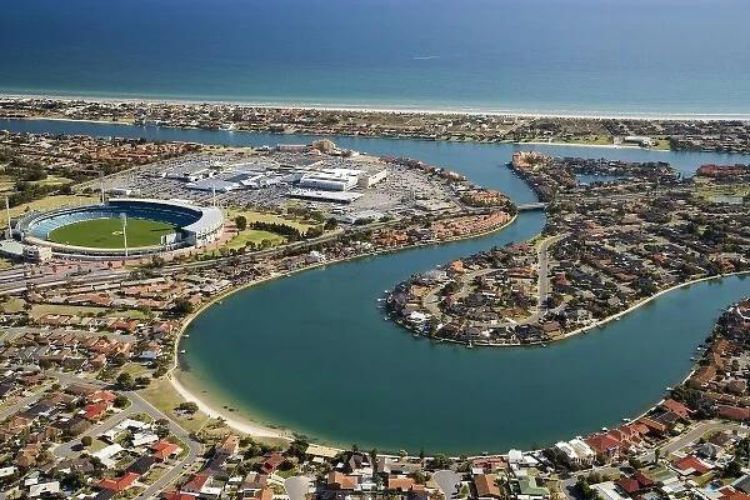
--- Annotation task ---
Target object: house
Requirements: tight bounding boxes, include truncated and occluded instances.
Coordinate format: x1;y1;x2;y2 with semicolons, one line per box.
660;399;691;420
639;417;668;435
516;477;550;499
88;390;117;405
152;440;181;461
217;434;240;456
162;491;196;500
615;472;654;495
719;487;750;500
718;405;750;422
98;472;140;492
591;481;629;500
328;471;359;491
585;434;621;461
253;487;274;500
84;402;110;421
240;472;268;495
181;473;210;495
261;452;285;474
388;475;416;492
474;474;502;499
672;455;712;476
28;481;60;498
128;456;157;476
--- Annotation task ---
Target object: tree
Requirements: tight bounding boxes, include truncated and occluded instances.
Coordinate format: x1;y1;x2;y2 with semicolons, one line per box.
177;402;199;414
114;395;129;408
235;215;248;231
116;372;134;390
135;376;151;387
725;460;742;478
81;435;93;447
173;297;195;315
61;470;85;490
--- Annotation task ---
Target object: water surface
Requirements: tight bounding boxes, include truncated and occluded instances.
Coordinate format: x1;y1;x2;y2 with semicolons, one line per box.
1;0;750;116
7;118;750;453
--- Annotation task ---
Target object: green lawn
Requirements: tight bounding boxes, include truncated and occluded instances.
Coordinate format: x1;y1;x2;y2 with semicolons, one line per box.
139;378;209;434
47;217;177;248
225;229;286;250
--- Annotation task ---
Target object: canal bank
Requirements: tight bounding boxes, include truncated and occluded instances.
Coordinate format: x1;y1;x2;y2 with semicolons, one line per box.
169;213;522;442
7;118;750;454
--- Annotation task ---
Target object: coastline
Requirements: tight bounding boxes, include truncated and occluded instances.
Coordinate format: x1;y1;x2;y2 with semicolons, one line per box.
560;271;750;341
3;116;664;153
400;271;750;348
166;212;520;445
4;92;750;122
166;205;749;452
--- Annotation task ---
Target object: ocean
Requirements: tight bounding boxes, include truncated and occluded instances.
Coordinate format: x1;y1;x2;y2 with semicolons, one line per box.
2;0;750;117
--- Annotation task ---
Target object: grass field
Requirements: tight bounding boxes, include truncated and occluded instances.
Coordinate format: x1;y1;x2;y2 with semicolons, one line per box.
47;217;177;248
225;229;286;250
139;378;209;434
226;208;319;233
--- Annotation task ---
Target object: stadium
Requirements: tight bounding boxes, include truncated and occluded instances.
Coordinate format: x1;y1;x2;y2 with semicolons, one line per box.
16;198;224;258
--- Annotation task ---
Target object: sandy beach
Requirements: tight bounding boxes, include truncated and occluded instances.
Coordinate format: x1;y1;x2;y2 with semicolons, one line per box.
4;92;750;121
166;213;519;443
169;370;292;441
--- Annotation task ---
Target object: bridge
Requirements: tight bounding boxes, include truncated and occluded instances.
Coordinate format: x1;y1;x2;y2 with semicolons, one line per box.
516;202;547;212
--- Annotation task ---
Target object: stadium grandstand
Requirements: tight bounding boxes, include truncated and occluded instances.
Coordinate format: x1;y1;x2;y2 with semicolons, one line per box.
15;198;224;258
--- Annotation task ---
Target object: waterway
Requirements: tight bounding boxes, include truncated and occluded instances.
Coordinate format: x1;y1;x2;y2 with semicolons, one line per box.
2;0;750;117
4;118;750;454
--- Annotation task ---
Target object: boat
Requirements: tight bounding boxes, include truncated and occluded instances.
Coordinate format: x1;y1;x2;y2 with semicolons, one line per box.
179;349;186;354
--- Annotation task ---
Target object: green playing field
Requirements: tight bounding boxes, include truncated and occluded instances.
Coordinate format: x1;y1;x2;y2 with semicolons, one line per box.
47;217;177;248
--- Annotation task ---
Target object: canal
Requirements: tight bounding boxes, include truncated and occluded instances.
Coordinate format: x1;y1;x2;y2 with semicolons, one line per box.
3;118;750;453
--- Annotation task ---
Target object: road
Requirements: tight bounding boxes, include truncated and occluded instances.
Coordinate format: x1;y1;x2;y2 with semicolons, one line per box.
660;420;747;455
0;206;501;294
54;405;138;458
433;470;462;499
45;371;202;498
128;390;202;499
536;234;565;310
0;388;47;421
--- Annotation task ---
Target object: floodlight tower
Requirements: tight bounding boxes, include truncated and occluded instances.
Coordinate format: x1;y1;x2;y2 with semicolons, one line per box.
4;197;10;240
120;212;128;257
99;172;105;204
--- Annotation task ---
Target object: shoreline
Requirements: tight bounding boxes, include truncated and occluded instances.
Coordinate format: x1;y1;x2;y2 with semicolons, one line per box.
166;207;749;453
166;213;520;446
399;271;750;348
560;271;750;341
3;116;665;153
4;92;750;122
